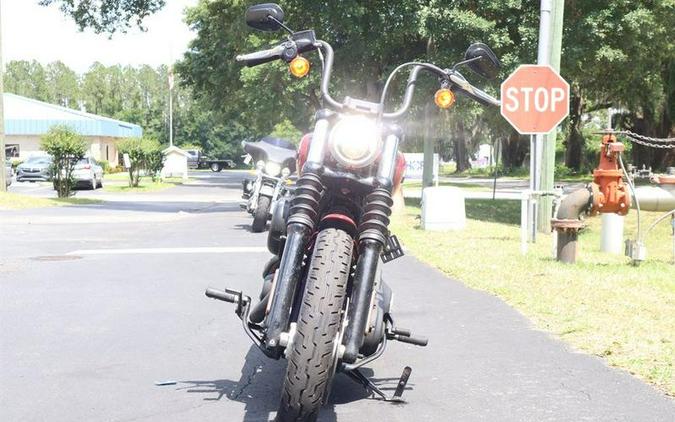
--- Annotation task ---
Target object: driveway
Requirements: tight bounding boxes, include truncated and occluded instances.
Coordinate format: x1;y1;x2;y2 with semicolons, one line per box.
1;172;672;421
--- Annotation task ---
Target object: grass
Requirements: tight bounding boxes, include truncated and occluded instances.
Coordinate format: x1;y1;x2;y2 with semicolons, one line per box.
391;199;675;394
0;191;102;210
403;180;489;191
102;177;191;193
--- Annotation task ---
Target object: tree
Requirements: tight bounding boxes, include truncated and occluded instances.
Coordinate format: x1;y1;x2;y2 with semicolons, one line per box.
4;60;50;101
561;1;675;170
39;0;166;34
41;126;88;198
46;61;80;107
117;136;162;186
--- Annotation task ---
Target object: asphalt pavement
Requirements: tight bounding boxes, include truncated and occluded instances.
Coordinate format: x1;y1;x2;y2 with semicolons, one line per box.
1;171;673;421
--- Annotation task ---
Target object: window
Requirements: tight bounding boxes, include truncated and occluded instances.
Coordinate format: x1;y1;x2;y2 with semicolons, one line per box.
5;145;19;158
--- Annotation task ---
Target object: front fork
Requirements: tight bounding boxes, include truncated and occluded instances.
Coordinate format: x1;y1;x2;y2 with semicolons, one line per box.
263;110;400;361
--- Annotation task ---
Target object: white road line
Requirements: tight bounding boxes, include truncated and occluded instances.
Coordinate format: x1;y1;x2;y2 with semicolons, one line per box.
68;246;268;255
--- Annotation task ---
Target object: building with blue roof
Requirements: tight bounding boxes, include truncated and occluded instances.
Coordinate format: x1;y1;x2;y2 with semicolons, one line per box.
4;93;143;166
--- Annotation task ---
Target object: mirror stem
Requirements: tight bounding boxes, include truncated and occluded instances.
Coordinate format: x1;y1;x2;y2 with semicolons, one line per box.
451;56;481;72
268;15;294;35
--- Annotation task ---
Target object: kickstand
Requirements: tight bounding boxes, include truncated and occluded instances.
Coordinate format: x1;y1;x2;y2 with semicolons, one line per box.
346;366;411;403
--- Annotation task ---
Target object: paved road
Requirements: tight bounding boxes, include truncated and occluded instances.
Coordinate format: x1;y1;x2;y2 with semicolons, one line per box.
1;172;673;421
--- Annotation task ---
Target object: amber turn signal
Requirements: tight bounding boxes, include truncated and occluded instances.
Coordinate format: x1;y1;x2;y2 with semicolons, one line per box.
289;56;310;78
434;88;455;109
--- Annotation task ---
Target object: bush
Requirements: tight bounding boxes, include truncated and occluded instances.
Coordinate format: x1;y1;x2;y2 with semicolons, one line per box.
97;160;112;174
117;137;164;187
40;126;87;198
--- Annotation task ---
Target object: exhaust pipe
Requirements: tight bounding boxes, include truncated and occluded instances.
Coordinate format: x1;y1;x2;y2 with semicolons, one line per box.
551;187;593;263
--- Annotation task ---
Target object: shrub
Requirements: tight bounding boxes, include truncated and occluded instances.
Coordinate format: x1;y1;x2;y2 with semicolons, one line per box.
97;160;112;174
118;137;164;187
40;126;87;198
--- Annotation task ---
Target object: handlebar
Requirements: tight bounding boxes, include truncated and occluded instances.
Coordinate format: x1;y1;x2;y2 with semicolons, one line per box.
236;38;500;117
236;45;286;67
448;72;500;107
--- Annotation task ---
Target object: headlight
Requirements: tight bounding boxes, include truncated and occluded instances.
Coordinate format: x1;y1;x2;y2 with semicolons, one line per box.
265;162;281;176
329;115;381;168
281;167;291;178
256;160;265;170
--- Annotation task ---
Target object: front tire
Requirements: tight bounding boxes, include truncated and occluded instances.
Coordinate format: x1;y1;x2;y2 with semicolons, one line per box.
210;163;222;172
251;195;271;232
277;228;353;422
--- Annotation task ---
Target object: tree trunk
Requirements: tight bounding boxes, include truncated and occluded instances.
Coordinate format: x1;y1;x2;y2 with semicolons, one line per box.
501;129;528;170
564;92;584;170
454;120;471;173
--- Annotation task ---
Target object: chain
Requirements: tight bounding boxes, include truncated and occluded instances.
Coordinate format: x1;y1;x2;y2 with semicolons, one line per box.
597;130;675;149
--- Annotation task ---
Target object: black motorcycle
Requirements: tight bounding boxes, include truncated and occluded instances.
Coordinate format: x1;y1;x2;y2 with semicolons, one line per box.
241;136;297;232
207;4;501;421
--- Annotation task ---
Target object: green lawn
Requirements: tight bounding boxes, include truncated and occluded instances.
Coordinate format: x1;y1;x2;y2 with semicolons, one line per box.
102;176;192;193
391;199;674;394
0;192;102;209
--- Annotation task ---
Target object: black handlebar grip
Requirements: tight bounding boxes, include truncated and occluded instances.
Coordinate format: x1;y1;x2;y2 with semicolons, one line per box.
235;45;284;67
393;334;429;347
205;287;238;303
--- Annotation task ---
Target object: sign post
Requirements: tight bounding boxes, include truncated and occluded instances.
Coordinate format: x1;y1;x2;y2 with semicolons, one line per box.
501;64;569;246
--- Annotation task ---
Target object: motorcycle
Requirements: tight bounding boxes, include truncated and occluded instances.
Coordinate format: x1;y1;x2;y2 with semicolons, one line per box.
207;4;501;421
241;136;297;232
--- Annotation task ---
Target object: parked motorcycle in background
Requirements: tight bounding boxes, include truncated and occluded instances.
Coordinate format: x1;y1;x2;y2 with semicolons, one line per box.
209;3;501;421
241;136;297;232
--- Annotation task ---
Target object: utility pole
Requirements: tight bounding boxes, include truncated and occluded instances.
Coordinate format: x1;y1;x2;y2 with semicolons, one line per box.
168;66;174;147
537;0;565;232
0;2;6;192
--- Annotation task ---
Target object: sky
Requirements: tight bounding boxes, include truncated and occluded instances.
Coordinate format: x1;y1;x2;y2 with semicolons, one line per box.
2;0;199;73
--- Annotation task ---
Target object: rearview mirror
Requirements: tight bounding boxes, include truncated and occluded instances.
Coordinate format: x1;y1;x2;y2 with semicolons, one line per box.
245;3;285;32
464;43;501;79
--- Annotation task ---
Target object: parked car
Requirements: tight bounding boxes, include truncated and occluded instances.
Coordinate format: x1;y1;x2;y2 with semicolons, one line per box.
4;160;12;187
16;156;52;182
186;149;235;172
72;157;104;190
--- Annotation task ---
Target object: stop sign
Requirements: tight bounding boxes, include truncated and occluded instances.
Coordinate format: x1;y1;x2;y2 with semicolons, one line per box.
500;65;570;135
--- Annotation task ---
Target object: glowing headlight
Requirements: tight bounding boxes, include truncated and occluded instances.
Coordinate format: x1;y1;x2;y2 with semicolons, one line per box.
265;162;281;176
281;167;291;178
329;115;381;168
256;160;265;170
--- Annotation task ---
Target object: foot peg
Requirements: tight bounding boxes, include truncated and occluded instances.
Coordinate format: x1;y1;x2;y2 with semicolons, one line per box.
205;287;239;304
205;287;250;318
386;326;428;347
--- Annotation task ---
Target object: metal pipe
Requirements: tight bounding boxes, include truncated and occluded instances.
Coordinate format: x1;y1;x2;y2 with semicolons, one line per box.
551;187;592;263
633;185;675;212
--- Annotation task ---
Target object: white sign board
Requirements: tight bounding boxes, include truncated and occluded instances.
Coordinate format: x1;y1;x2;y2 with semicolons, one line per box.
123;153;131;169
403;153;439;181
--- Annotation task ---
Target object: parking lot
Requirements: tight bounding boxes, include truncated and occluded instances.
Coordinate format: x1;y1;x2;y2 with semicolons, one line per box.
1;171;673;421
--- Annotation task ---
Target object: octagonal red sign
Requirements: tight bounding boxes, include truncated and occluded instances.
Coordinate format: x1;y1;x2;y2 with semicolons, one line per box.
500;65;570;135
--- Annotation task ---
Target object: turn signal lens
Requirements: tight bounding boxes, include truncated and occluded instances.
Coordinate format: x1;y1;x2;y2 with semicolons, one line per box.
289;56;310;78
434;88;455;109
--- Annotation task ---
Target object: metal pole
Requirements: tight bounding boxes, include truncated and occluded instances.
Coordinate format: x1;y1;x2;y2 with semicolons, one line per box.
530;0;553;236
0;2;6;192
422;103;434;188
168;91;173;148
538;0;565;233
168;67;174;147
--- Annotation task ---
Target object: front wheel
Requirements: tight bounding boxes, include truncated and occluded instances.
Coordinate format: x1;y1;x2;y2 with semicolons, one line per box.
277;228;353;422
210;163;222;172
251;195;271;232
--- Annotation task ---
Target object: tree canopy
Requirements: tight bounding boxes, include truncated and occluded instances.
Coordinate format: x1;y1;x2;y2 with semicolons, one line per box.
39;0;166;34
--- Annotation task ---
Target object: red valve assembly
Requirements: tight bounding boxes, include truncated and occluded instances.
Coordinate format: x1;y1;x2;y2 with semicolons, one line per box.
589;134;631;216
